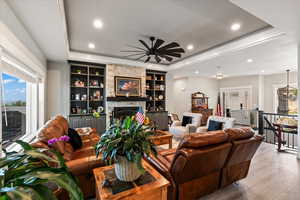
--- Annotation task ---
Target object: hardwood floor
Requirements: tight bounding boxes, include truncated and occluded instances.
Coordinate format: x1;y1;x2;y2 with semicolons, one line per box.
199;143;300;200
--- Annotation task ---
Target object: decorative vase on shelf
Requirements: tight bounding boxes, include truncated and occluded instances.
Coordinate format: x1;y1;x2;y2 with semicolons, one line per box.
115;156;142;182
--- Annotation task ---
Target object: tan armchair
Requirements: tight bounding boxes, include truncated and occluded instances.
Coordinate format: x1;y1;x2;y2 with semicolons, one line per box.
169;112;202;138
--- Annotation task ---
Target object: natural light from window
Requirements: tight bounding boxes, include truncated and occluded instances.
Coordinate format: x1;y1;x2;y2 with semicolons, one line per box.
2;73;26;147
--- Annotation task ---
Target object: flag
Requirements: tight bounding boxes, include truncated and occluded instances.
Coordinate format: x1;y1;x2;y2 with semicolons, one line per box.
216;92;223;116
135;107;145;124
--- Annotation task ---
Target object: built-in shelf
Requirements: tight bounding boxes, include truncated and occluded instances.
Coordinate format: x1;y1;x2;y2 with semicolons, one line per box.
71;86;88;88
146;70;167;112
69;61;106;116
107;96;149;102
71;73;88;76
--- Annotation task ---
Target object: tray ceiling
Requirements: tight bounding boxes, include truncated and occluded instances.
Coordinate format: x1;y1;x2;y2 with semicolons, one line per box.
65;0;270;64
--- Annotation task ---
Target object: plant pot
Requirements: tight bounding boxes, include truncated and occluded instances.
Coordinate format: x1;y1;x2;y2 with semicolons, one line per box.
115;156;142;182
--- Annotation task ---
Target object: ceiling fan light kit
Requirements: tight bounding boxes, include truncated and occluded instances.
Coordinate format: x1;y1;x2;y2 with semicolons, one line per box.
122;37;185;63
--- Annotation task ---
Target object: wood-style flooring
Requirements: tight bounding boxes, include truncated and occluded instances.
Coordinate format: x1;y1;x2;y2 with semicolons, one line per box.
199;143;300;200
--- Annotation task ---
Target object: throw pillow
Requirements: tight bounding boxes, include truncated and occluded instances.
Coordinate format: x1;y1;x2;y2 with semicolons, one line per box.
68;128;83;150
207;120;223;131
182;116;193;127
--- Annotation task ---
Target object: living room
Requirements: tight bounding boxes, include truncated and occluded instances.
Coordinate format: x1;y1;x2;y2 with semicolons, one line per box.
0;0;300;200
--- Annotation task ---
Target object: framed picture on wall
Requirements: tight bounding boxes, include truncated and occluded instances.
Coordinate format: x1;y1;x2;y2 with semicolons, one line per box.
115;76;141;97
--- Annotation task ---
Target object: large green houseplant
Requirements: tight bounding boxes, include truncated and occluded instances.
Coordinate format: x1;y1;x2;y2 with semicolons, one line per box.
95;116;157;181
0;140;83;200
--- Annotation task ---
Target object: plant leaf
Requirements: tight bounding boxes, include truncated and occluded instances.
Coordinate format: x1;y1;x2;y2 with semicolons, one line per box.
26;171;83;200
15;140;34;151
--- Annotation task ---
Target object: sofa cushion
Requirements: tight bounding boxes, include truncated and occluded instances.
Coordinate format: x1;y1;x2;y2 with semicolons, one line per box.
182;116;193;126
207;120;223;131
183;112;202;127
178;130;228;149
68;128;83;150
225;127;254;141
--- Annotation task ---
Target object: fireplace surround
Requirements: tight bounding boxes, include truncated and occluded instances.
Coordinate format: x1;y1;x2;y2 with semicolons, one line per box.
112;106;139;120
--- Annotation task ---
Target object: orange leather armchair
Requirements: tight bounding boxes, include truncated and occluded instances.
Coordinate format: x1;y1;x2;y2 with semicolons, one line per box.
31;115;104;199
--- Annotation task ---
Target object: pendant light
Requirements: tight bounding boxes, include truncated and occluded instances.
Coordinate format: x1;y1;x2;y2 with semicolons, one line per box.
216;66;224;80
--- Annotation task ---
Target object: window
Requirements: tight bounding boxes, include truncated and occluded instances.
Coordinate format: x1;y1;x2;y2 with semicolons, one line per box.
2;73;27;147
0;53;41;151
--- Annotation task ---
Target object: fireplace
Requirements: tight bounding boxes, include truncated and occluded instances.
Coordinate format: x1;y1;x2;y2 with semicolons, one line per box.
112;106;139;120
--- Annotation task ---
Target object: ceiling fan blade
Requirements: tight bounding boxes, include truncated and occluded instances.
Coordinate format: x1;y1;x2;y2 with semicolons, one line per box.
145;56;151;63
161;52;181;58
139;40;151;51
158;42;180;50
155;55;161;63
135;54;147;60
121;50;145;53
153;39;165;50
166;48;185;53
161;55;173;62
126;44;147;51
157;48;185;55
123;53;145;58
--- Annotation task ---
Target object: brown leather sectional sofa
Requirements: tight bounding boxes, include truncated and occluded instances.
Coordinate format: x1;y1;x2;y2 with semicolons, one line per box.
146;127;263;200
31;115;104;199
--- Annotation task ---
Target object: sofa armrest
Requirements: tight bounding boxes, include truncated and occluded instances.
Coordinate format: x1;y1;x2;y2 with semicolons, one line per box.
186;124;197;133
145;155;177;200
172;120;182;127
196;126;208;133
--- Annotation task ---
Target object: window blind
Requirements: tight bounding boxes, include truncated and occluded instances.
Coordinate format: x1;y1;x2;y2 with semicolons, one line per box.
0;49;38;83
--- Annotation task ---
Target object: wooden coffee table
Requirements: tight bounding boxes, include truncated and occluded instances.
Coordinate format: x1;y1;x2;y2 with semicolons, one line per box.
149;130;173;149
93;160;169;200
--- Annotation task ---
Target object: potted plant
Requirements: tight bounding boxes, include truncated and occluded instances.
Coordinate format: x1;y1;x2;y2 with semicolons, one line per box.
95;116;157;182
0;140;83;200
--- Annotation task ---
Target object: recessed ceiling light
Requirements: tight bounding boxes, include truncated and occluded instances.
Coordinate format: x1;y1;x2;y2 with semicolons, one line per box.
247;58;253;63
261;70;265;73
88;43;95;49
93;19;103;29
195;70;199;74
187;44;194;51
231;23;241;31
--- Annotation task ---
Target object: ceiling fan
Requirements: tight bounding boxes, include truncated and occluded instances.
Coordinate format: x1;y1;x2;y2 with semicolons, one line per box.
121;37;185;63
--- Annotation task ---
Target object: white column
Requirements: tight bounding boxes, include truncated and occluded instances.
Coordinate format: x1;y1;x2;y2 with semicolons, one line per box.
298;44;300;159
258;74;264;110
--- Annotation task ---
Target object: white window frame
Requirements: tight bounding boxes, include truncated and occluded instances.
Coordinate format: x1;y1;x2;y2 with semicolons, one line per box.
1;73;39;152
0;60;40;152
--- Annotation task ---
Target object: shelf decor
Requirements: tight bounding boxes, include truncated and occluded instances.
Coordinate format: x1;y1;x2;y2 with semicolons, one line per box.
69;61;106;116
146;70;166;112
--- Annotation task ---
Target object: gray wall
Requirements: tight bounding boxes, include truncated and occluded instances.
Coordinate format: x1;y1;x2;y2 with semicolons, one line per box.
167;75;219;118
219;75;260;109
46;61;69;120
218;72;298;112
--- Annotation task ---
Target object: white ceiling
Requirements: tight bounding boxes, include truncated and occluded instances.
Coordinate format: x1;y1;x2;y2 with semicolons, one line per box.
231;0;300;42
65;0;269;64
169;35;297;78
6;0;67;61
4;0;298;79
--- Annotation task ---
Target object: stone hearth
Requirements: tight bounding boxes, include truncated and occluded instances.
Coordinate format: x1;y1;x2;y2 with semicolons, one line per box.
105;64;147;126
